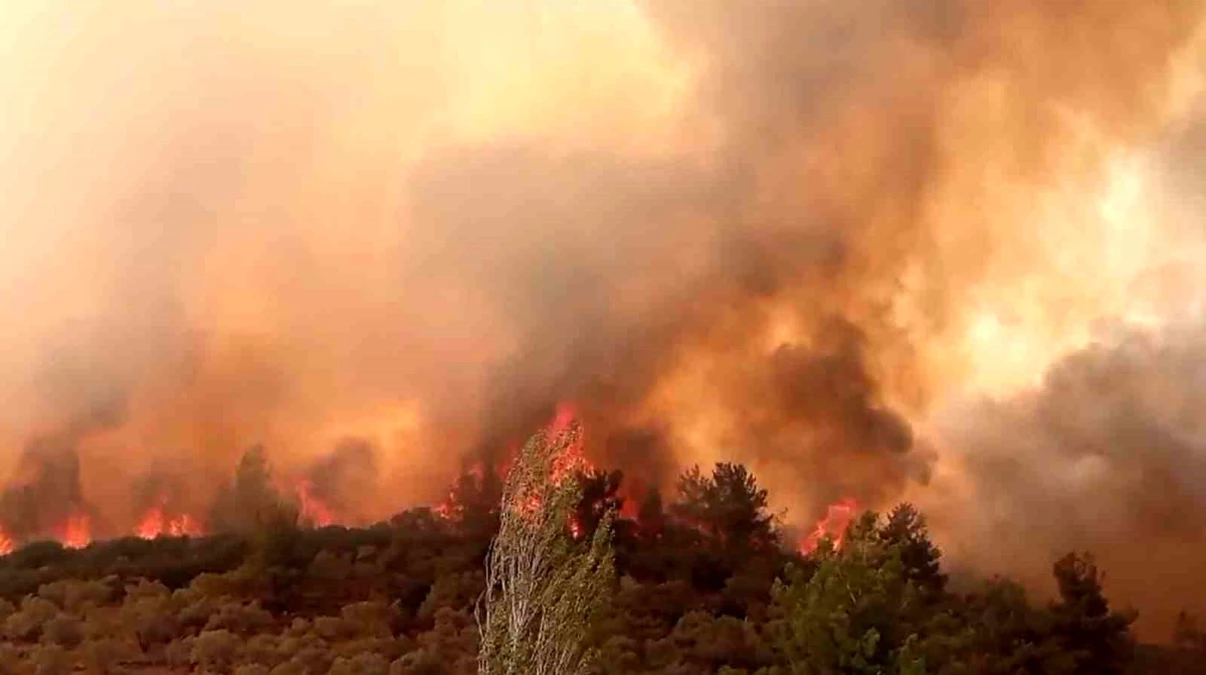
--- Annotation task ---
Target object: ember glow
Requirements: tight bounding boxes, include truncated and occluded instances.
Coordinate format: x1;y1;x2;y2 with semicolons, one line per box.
1;0;1205;638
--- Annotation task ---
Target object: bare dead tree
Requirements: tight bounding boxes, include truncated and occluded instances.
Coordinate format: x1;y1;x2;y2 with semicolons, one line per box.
476;421;615;675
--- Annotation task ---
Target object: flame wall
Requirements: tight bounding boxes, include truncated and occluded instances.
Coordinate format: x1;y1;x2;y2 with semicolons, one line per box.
1;0;1205;638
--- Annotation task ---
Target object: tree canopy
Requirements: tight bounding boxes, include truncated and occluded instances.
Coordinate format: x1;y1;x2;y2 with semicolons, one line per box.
0;456;1181;674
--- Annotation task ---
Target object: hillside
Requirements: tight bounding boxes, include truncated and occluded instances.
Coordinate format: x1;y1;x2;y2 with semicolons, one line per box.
0;459;1200;674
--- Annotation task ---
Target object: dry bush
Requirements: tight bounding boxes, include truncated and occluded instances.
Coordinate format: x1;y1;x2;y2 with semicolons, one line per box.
328;652;390;675
273;632;331;675
0;643;23;675
240;632;283;668
0;599;15;624
418;573;482;623
192;629;241;672
31;644;72;675
311;616;350;641
40;614;83;649
38;579;113;612
124;579;171;602
179;596;225;634
204;600;273;635
164;636;197;668
5;597;58;642
119;593;180;652
284;618;310;637
330;636;405;663
190;572;243;600
79;637;125;675
340;600;396;638
290;642;333;675
267;661;306;675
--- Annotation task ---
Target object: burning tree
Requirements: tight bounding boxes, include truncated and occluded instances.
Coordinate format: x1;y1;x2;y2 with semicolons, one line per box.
476;419;615;675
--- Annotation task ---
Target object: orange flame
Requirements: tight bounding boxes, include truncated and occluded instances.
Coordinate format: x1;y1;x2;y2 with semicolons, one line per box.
134;507;165;539
549;402;589;483
135;507;203;539
0;527;13;556
167;513;202;537
294;479;335;527
800;498;859;554
434;496;456;521
56;513;92;549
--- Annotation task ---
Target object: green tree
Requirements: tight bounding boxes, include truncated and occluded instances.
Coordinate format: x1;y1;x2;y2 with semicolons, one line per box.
770;511;947;674
878;504;945;597
476;421;616;675
1049;552;1136;674
771;513;911;670
210;445;294;534
671;463;778;553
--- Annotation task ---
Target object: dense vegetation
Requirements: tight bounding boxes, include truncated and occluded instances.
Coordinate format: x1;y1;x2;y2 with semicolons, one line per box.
0;455;1200;674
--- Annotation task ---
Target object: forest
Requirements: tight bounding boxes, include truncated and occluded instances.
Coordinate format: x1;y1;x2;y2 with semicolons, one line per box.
0;433;1200;675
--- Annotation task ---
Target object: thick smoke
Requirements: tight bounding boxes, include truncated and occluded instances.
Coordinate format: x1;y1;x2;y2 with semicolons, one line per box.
0;0;1204;638
928;319;1206;640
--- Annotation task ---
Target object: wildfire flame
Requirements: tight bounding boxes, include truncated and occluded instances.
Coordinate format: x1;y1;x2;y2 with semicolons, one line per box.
799;498;859;554
135;507;203;539
0;527;13;556
434;497;456;521
56;513;92;549
501;403;593;524
294;479;335;527
549;401;589;483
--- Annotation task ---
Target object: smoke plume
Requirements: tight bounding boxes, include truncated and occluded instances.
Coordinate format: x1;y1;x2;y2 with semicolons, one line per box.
1;0;1205;637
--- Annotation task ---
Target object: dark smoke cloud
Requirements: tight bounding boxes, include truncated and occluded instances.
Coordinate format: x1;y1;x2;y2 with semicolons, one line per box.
930;320;1206;639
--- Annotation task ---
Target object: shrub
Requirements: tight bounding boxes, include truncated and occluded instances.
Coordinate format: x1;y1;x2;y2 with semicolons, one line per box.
41;614;84;649
164;636;197;668
340;599;396;638
193;629;241;672
5;597;59;642
329;652;390;675
0;644;22;675
120;593;180;651
204;600;273;635
311;616;350;641
80;637;124;675
31;644;73;675
267;661;306;675
241;632;283;667
0;598;15;624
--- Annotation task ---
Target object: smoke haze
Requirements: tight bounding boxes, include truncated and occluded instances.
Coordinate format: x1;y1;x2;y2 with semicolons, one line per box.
1;0;1205;638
